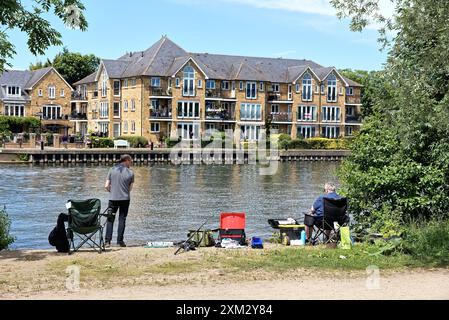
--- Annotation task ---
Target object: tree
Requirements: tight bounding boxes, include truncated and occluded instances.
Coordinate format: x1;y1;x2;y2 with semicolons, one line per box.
29;59;52;71
52;48;100;86
0;0;88;72
332;0;449;235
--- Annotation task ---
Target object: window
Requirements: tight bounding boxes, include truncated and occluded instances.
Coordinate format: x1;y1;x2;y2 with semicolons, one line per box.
346;106;355;116
150;123;160;133
271;104;279;114
82;85;87;99
298;105;317;121
102;73;108;97
151;77;161;87
42;105;61;119
298;125;316;138
168;78;172;88
123;121;128;133
241;125;261;141
295;84;300;93
113;123;121;137
240;103;262;120
346;87;354;95
339;86;343;95
206;80;216;90
7;86;21;96
4;104;25;117
288;84;292;100
123;100;128;112
48;86;56;99
302;73;313;101
271;84;280;92
321;84;325;94
177;123;200;140
183;66;195;96
315;85;319;93
131;99;136;111
131;121;136;133
246;82;257;99
60;89;65;97
177;101;200;118
322;126;340;139
131;78;137;87
239;81;244;91
38;89;43;97
113;102;120;118
175;78;180;87
259;82;264;92
113;80;121;96
99;122;109;135
322;106;341;122
345;126;353;136
221;81;230;91
124;79;128;88
232;81;236;91
327;74;337;102
198;79;202;88
100;101;109;118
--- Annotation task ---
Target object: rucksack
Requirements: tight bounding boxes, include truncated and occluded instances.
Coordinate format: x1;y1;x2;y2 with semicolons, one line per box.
49;213;69;253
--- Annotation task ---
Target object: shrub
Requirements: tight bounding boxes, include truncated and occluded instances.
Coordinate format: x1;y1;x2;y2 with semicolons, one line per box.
91;137;114;148
403;220;449;266
117;136;149;148
0;206;14;251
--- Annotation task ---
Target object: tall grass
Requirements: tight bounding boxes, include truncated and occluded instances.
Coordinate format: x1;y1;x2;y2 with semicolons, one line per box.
403;219;449;266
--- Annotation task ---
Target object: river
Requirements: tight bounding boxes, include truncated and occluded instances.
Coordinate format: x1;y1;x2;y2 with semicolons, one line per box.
0;162;339;249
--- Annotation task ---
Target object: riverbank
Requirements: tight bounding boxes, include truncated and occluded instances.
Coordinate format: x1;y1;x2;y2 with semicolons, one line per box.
0;148;350;164
1;245;448;300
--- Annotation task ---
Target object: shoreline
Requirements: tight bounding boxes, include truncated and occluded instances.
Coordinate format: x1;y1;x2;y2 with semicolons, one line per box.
1;246;448;300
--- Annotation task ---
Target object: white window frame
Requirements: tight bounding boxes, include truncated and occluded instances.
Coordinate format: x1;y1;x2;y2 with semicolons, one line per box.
150;122;160;133
60;89;65;97
198;79;203;88
124;79;128;88
322;106;341;123
131;78;137;87
48;86;56;99
102;74;108;97
206;80;216;90
259;82;264;92
346;126;354;136
175;78;180;88
288;84;292;100
240;103;262;121
298;125;316;138
246;82;257;100
42;105;61;119
221;81;230;91
113;80;121;96
327;74;338;102
131;99;136;111
177;122;200;140
151;77;161;87
271;104;279;114
241;125;261;141
271;84;280;93
131;121;136;133
322;126;340;139
38;89;43;97
4;104;25;117
239;81;244;91
123;100;128;112
346;87;354;96
99;101;109;118
177;101;200;119
7;86;21;97
113;102;121;118
302;73;313;102
298;105;317;122
113;123;121;138
123;121;128;133
182;66;195;97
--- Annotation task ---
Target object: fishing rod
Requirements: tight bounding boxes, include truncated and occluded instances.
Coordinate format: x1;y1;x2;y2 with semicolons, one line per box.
174;212;217;256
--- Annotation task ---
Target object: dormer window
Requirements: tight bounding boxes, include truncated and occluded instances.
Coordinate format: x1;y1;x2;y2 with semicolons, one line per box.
302;73;313;101
7;86;21;96
182;66;195;97
151;77;161;87
327;74;337;102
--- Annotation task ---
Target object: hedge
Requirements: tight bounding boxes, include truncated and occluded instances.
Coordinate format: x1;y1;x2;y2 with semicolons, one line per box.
91;137;114;148
116;136;149;148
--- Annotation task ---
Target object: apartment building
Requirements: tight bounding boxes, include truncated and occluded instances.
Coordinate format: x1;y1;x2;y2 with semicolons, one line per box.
73;36;362;143
0;67;74;134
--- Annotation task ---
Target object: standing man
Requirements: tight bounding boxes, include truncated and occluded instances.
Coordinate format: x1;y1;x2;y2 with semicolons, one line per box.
104;154;134;247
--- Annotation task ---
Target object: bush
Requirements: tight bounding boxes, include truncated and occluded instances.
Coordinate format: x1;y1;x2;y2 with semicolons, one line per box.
403;220;449;266
117;136;148;148
0;116;40;133
0;206;14;251
91;137;114;148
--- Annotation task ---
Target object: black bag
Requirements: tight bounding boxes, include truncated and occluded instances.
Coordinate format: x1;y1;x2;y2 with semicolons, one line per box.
49;213;69;253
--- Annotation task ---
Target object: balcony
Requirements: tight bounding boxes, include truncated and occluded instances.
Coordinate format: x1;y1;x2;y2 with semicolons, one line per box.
205;109;235;121
150;109;172;119
206;89;222;99
71;92;88;101
270;112;292;122
345;115;362;123
345;96;361;105
70;112;88;121
150;86;171;97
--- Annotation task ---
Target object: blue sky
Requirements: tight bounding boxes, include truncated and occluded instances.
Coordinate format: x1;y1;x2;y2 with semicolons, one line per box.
8;0;390;71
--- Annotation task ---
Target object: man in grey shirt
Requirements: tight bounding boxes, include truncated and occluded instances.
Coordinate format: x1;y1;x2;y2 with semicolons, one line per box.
104;154;134;247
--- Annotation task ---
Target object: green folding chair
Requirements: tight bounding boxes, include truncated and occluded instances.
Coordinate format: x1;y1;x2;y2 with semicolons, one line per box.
66;199;106;254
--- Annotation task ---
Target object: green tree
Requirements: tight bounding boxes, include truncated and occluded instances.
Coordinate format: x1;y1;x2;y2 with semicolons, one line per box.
332;0;449;235
52;48;100;86
0;206;14;251
29;59;52;71
0;0;88;72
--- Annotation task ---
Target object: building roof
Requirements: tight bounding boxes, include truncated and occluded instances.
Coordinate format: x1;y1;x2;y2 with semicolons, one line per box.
73;36;363;86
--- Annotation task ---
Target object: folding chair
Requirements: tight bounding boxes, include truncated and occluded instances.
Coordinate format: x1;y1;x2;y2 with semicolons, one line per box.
218;212;246;245
66;199;106;254
307;197;349;245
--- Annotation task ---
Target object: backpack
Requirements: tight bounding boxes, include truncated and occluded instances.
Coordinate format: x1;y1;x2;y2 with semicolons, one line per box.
49;213;69;253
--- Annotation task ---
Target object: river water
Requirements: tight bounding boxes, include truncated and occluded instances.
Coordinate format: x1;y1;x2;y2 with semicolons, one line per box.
0;162;339;249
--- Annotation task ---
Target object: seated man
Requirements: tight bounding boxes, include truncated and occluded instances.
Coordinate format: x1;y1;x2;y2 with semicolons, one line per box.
305;182;342;242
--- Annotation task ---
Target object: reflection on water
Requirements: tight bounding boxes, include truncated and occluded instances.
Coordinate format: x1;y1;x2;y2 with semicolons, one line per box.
0;163;339;249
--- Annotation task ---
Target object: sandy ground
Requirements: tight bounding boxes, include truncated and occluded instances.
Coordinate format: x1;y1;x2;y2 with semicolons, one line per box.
1;247;448;300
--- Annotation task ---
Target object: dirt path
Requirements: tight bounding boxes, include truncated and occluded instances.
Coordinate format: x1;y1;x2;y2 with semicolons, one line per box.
1;248;448;300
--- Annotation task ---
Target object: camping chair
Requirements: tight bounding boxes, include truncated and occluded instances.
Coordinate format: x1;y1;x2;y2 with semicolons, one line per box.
307;197;349;245
66;199;106;254
218;212;246;245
